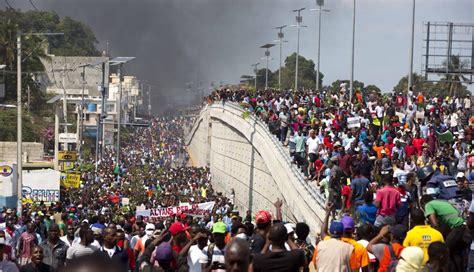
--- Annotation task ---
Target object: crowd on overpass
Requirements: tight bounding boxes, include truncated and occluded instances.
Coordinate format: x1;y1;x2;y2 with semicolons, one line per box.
200;85;474;271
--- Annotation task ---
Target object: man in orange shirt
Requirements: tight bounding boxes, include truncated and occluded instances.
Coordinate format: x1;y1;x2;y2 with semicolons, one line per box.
341;215;370;272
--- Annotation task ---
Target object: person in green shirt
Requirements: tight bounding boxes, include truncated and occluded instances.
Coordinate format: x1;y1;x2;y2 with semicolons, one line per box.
421;195;464;230
420;195;470;272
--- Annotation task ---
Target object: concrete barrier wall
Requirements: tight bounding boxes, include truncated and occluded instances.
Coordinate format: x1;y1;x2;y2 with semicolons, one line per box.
0;142;44;162
186;102;326;230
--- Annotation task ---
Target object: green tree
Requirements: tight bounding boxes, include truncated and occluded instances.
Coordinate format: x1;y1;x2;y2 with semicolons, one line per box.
272;53;324;90
364;84;382;94
0;9;100;143
0;10;100;104
329;79;365;93
0;108;39;141
392;73;434;95
256;68;273;89
437;55;470;97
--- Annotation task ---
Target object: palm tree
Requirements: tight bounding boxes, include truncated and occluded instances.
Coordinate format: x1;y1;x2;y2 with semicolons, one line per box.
438;55;471;97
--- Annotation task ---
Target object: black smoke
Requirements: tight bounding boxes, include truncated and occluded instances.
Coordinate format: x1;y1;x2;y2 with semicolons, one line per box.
4;0;297;114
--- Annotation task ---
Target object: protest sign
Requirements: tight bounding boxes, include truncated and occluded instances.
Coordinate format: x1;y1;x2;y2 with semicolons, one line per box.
136;201;215;218
60;173;81;188
416;110;425;120
347;117;361;128
122;197;130;206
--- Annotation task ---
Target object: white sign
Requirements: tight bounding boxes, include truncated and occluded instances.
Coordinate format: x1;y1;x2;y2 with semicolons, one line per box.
416;111;425;120
121;197;130;206
23;169;60;203
136;201;216;218
59;133;77;143
347;117;361;128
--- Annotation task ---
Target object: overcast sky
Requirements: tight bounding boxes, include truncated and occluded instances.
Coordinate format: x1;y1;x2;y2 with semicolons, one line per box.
3;0;474;101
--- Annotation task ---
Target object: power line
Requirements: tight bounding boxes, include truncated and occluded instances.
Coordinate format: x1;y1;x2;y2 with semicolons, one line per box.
4;0;13;9
28;0;39;11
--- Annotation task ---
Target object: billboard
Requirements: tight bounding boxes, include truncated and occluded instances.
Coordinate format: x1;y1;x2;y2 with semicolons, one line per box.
0;163;17;207
23;169;60;204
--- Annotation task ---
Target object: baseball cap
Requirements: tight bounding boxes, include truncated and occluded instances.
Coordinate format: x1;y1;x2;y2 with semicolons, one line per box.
456;172;465;179
389;224;407;241
154;242;173;262
212;221;227;234
255;210;272;225
341;216;355;231
169;222;188;236
5;208;12;214
329;221;344;238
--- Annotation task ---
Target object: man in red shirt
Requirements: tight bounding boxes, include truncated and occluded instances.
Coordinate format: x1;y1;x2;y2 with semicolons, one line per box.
374;176;401;227
412;132;425;156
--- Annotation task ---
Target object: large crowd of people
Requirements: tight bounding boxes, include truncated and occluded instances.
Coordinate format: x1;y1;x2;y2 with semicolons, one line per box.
1;84;474;272
202;85;474;271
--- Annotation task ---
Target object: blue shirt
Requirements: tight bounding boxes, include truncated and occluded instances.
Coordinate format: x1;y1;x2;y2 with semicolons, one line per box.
351;177;370;205
358;204;377;225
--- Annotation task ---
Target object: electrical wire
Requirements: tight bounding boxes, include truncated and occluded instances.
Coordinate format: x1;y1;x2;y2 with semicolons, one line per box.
4;0;13;9
28;0;39;11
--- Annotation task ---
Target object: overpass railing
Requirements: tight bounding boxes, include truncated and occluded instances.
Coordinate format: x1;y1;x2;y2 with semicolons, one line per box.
191;102;326;209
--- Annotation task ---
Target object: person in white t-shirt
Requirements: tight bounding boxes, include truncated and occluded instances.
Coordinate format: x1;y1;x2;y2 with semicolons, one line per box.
306;129;321;178
180;229;208;272
66;227;97;262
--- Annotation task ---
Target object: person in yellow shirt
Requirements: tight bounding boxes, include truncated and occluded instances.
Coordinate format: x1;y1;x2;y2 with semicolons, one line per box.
403;209;444;265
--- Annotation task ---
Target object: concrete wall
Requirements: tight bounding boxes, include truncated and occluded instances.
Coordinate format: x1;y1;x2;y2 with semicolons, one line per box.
0;142;44;162
186;102;326;231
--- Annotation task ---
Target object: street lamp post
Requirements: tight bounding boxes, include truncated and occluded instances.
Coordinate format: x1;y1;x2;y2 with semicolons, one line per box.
408;0;416;107
109;57;135;175
311;0;330;91
16;32;21;214
349;0;356;102
16;31;63;214
275;25;287;91
260;44;275;90
292;7;306;92
251;63;260;90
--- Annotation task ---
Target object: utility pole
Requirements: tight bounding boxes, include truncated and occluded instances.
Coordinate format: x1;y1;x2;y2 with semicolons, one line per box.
148;85;151;118
16;32;22;214
349;0;356;102
96;61;106;170
116;64;123;171
260;44;275;90
311;0;330;91
15;31;63;213
275;25;287;91
251;63;260;90
78;65;86;161
408;0;416;108
292;7;306;92
61;59;68;138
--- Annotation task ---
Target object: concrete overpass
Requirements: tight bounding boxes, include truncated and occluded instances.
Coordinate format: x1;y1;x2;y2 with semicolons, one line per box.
185;102;326;230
